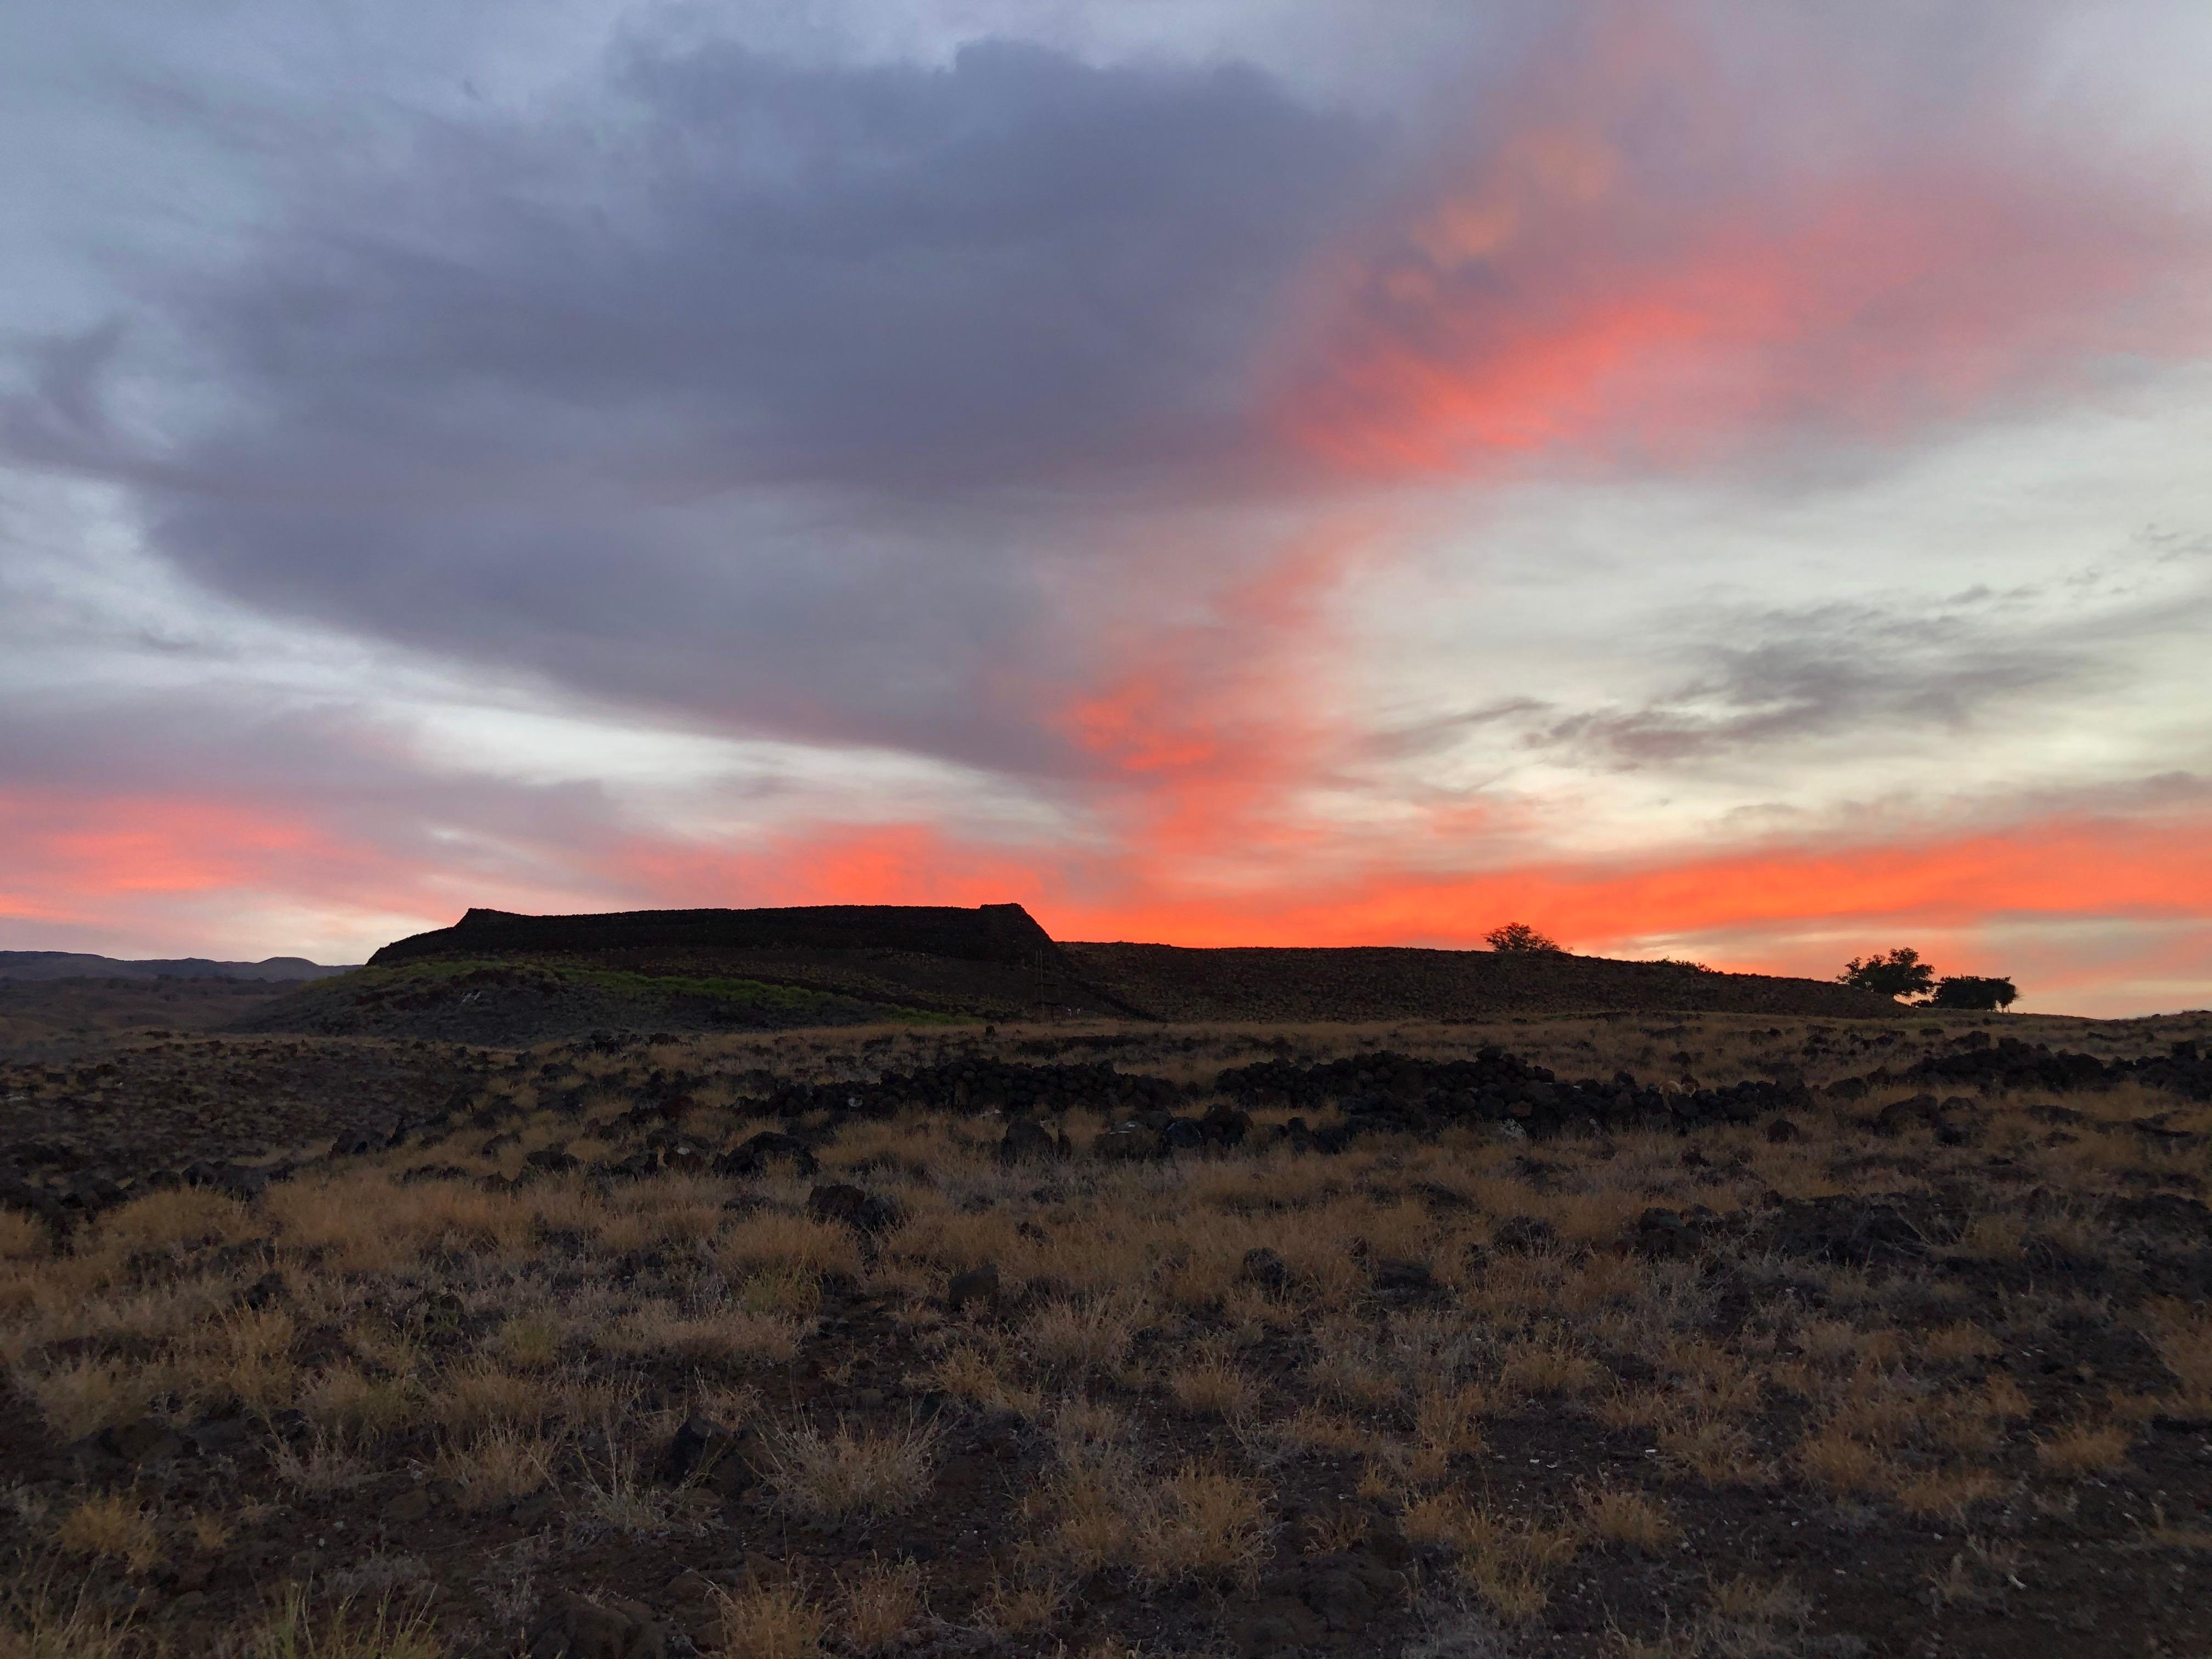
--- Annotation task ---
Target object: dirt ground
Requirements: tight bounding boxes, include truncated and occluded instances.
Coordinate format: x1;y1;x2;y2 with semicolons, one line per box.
2;1002;2210;1657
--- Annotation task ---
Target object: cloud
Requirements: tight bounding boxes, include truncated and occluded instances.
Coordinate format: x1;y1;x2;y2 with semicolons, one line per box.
5;37;1376;776
1275;3;2212;478
4;4;2212;1010
1528;592;2106;766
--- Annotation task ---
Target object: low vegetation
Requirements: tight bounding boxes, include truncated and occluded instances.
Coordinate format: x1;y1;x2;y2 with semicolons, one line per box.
1;1006;2208;1655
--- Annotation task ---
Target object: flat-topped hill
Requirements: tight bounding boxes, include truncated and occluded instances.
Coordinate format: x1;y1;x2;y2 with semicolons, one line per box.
370;902;1059;967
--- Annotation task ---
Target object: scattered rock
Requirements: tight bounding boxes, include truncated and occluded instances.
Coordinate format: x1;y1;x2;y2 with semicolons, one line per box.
948;1262;1001;1312
1092;1123;1161;1160
526;1590;671;1659
806;1182;900;1233
1491;1215;1557;1255
660;1415;759;1496
383;1486;432;1524
1240;1246;1293;1291
714;1131;819;1178
97;1418;183;1465
1768;1195;1926;1264
1874;1094;1942;1136
997;1117;1060;1163
1371;1257;1434;1294
1633;1207;1697;1259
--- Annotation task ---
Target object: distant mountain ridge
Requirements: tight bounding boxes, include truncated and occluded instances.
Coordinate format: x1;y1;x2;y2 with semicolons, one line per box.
0;951;354;984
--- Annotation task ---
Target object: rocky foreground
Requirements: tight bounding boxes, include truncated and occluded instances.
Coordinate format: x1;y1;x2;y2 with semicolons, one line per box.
0;1011;2209;1657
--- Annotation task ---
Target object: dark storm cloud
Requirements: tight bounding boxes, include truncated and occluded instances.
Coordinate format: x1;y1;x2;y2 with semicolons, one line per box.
10;37;1375;771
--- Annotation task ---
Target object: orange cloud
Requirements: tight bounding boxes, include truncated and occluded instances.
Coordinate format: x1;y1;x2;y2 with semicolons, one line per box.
1274;9;2210;477
0;787;476;955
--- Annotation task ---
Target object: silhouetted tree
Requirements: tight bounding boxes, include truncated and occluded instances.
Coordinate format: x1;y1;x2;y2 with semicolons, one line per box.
1929;975;2018;1011
1486;922;1562;954
1838;947;1937;1000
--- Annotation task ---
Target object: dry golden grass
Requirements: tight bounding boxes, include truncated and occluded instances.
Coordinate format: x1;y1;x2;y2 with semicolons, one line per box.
1895;1466;2007;1519
1132;1463;1271;1584
1306;1320;1402;1408
53;1492;162;1573
1918;1322;2002;1364
1022;1297;1146;1378
707;1578;825;1659
716;1210;864;1282
92;1187;259;1254
436;1423;562;1512
1706;1574;1812;1630
1401;1491;1481;1550
269;1427;377;1495
3;1011;2206;1655
1793;1426;1894;1494
303;1365;419;1440
1498;1334;1606;1398
835;1558;926;1652
760;1418;941;1521
16;1357;159;1438
2145;1299;2212;1397
1578;1485;1680;1551
0;1574;142;1659
1411;1382;1492;1456
1166;1353;1256;1418
1263;1403;1373;1456
186;1509;230;1553
193;1305;300;1413
924;1342;1039;1418
2035;1421;2133;1475
494;1313;565;1370
427;1360;549;1433
1440;1505;1581;1623
599;1300;808;1367
1658;1418;1767;1486
975;1573;1067;1637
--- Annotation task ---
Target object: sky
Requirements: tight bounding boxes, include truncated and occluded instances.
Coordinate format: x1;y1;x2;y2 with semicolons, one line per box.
3;1;2210;1015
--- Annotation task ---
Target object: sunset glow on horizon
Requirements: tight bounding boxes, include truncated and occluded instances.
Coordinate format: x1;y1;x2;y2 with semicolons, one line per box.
4;2;2211;1014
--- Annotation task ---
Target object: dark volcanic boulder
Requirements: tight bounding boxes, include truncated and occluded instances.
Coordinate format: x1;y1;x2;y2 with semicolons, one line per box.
714;1131;818;1178
805;1182;900;1233
1766;1195;1926;1264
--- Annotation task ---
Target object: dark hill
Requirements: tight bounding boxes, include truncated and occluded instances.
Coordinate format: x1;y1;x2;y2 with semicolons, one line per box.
245;904;1900;1042
0;951;352;983
1063;942;1899;1022
259;904;1132;1038
370;902;1058;967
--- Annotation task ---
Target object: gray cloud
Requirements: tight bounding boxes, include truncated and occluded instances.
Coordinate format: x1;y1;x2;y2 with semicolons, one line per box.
1516;591;2118;768
7;37;1376;775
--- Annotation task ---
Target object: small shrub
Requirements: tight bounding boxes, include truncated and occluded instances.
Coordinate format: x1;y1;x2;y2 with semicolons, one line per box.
1578;1485;1679;1551
243;1585;444;1659
1793;1427;1892;1494
708;1577;825;1659
437;1423;562;1513
55;1492;163;1573
1133;1463;1271;1585
1166;1355;1256;1418
2035;1422;2131;1475
1895;1467;2007;1519
836;1558;925;1651
761;1418;940;1521
1023;1299;1143;1378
